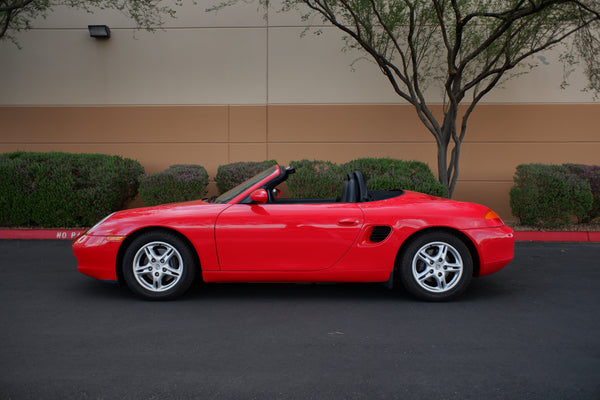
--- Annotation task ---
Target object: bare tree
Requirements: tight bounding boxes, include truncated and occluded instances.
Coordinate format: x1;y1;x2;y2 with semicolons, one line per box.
211;0;600;197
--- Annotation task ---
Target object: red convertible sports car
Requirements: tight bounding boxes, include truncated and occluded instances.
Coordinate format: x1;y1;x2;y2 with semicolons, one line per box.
73;165;514;301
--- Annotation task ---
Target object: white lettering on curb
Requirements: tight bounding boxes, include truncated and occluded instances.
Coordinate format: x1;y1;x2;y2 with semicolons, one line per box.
56;231;81;239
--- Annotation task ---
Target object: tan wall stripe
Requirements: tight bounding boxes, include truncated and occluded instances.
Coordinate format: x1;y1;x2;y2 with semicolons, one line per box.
1;104;599;220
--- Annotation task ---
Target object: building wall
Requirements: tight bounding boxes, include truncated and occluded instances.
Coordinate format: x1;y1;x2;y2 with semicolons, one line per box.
1;1;599;220
2;104;598;219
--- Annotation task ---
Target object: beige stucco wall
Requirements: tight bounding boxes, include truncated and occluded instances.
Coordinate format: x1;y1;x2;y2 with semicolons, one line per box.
1;1;596;105
1;1;599;221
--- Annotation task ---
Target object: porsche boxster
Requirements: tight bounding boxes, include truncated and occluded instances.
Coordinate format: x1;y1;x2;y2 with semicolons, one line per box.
73;165;514;301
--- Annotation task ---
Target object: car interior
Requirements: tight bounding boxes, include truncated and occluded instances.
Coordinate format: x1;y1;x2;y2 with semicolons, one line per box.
262;168;404;205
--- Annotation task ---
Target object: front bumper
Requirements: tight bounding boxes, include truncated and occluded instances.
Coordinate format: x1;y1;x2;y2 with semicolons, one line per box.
72;234;122;281
465;225;515;277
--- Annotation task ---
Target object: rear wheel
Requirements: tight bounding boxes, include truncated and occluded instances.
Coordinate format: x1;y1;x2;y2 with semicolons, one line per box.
399;231;473;301
122;231;197;300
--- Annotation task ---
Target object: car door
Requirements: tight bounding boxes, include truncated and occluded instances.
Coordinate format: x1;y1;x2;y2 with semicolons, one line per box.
215;203;364;271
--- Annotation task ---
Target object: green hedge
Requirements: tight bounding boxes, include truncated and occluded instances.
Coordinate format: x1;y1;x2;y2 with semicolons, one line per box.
139;164;209;206
345;158;446;197
287;158;446;199
287;160;342;199
510;164;593;227
215;160;278;194
564;163;600;222
0;151;144;228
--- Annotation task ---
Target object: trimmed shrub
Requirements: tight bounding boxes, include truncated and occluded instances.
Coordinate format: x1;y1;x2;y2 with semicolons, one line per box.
510;164;593;227
341;157;407;181
564;163;600;222
343;158;447;197
287;160;344;199
0;151;144;228
139;164;209;206
215;160;278;194
287;158;445;199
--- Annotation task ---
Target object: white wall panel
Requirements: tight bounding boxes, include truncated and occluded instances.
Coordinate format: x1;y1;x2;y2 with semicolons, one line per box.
267;0;325;27
481;50;595;103
28;1;265;29
105;29;267;104
1;30;105;105
0;1;596;105
268;27;402;104
267;28;595;104
0;28;267;105
26;5;142;29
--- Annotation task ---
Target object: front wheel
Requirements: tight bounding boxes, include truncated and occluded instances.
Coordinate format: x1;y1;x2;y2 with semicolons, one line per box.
398;232;473;301
122;231;197;300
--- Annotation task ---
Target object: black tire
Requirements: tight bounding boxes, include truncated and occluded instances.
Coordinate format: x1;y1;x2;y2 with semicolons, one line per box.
122;231;197;300
398;231;473;301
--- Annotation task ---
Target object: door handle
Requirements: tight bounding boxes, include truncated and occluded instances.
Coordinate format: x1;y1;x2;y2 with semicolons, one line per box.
338;218;360;226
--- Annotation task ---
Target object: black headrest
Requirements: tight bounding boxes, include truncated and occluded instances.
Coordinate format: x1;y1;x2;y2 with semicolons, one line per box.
341;174;358;203
354;171;368;202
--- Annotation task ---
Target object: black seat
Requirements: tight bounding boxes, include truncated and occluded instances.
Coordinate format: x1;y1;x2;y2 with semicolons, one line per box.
354;170;369;202
341;173;358;203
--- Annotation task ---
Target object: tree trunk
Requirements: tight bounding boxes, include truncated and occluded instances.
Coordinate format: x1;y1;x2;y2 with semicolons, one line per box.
436;138;450;198
436;104;460;198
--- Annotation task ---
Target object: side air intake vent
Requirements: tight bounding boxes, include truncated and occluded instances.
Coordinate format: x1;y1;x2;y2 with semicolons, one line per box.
369;226;391;243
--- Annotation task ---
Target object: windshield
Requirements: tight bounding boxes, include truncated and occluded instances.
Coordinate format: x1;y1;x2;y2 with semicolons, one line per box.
212;166;279;204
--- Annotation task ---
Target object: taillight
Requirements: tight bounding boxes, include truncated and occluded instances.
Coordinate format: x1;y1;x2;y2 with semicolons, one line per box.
484;209;505;226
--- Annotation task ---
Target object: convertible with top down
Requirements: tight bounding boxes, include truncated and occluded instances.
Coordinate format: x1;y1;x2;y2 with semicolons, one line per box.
73;165;514;301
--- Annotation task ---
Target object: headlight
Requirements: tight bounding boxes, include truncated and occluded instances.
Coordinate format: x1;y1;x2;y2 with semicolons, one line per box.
85;212;116;235
483;209;505;227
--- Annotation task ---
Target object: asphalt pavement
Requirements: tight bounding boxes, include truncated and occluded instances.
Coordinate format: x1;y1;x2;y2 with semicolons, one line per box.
0;240;599;400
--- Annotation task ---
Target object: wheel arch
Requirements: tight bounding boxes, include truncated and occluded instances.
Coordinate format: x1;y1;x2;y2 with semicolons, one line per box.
394;227;480;277
116;226;202;285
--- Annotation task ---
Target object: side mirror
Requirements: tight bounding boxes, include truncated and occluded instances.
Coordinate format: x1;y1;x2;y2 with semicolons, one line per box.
250;189;268;204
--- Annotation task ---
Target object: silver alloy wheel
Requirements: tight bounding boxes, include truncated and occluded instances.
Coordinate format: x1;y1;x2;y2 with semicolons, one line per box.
132;241;184;292
411;241;464;293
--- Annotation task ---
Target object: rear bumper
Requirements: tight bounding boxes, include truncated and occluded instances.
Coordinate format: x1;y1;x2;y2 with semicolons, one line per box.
465;225;515;277
72;235;121;281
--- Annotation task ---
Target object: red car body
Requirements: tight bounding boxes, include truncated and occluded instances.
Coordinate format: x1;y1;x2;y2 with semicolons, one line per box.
73;165;514;300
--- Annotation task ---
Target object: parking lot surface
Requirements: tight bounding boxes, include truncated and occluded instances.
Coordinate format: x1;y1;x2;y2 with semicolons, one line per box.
1;240;599;399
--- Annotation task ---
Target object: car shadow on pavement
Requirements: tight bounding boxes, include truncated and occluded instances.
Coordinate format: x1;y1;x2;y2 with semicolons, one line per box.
70;278;136;301
192;282;404;301
187;275;516;303
461;276;515;301
73;271;515;303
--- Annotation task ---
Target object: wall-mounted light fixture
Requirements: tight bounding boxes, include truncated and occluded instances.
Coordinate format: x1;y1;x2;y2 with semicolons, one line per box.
88;25;111;39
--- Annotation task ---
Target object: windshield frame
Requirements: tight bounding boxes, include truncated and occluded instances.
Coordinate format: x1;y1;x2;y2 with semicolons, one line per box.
212;166;281;204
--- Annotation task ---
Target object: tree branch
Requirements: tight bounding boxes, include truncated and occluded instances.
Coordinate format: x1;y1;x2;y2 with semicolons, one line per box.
0;8;11;37
459;0;561;71
463;15;599;95
0;0;35;13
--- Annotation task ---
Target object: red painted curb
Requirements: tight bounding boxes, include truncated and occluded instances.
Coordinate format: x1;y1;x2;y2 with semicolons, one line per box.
514;231;599;242
0;229;86;240
587;232;600;242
